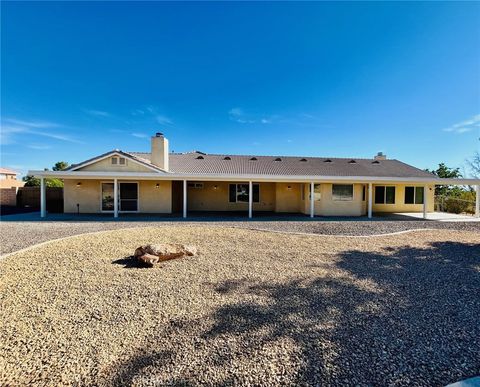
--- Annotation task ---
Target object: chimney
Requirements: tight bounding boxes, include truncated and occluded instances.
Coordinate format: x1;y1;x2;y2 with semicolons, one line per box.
374;151;387;161
151;133;169;171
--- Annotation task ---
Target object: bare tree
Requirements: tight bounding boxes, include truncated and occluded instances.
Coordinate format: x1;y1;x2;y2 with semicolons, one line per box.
466;151;480;178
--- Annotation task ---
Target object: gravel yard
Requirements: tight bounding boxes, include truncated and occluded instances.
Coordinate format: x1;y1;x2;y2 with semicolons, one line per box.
0;226;479;386
1;217;480;255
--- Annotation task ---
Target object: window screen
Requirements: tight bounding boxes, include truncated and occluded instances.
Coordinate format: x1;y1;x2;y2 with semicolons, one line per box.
332;184;353;201
405;187;415;204
375;186;385;204
229;184;260;203
386;187;395;204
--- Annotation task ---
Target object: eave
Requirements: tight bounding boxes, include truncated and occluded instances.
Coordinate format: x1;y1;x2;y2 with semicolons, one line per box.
27;170;480;185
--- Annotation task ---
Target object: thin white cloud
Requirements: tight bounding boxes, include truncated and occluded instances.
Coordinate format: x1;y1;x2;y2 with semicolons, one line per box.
228;107;272;124
443;114;480;134
131;132;149;138
156;115;173;125
5;118;60;128
85;109;110;117
1;122;84;144
27;144;52;150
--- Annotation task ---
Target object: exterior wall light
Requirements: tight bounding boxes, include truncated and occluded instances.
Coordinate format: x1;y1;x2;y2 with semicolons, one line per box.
155;183;160;188
213;185;218;190
76;182;82;188
287;185;292;190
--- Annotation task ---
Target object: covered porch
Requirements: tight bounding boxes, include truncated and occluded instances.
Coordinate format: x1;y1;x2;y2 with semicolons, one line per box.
35;174;480;220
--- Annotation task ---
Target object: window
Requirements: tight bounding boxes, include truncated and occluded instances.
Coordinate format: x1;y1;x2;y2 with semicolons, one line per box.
187;182;204;189
111;157;126;165
375;186;395;204
309;184;321;201
101;183;114;211
301;184;305;201
405;186;424;204
362;185;366;201
229;184;260;203
332;184;354;201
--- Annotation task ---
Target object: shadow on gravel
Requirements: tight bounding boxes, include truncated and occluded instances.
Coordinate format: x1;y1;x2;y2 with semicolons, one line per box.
101;241;480;386
111;256;147;269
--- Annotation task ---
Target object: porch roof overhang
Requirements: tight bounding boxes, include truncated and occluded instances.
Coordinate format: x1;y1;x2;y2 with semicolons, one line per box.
27;170;480;185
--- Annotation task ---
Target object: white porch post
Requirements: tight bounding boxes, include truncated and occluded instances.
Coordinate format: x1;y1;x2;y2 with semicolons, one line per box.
183;180;187;219
475;185;479;218
40;177;46;218
310;182;314;218
423;185;428;219
368;183;373;219
248;181;253;219
113;178;118;218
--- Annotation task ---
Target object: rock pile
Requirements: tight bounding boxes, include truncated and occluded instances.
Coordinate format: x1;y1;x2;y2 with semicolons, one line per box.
134;243;197;267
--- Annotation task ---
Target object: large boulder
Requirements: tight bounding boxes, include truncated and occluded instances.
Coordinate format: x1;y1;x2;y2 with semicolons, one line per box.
134;243;197;267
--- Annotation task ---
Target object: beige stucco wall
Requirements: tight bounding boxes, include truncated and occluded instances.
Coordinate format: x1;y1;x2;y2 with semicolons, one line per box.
64;179;172;214
138;181;172;213
300;183;434;216
78;157;154;173
372;184;434;213
63;179;436;216
301;183;365;216
64;179;101;213
186;181;275;211
275;183;302;212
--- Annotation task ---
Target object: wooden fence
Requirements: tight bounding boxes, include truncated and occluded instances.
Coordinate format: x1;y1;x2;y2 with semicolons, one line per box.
16;187;64;213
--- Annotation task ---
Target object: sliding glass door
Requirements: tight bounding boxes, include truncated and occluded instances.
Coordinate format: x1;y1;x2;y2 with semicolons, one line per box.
119;182;138;212
101;182;138;212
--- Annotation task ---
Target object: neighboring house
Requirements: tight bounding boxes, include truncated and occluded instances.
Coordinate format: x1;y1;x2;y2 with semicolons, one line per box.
29;133;480;218
0;167;24;189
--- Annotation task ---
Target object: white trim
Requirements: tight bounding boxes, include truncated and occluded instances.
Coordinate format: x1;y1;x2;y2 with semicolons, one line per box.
68;152;166;173
28;170;480;185
368;183;372;219
113;178;118;218
310;181;314;218
40;177;46;218
248;181;253;219
183;180;187;218
423;185;428;219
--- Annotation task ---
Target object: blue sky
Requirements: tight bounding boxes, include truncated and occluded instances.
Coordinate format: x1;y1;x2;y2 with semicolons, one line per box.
1;1;479;177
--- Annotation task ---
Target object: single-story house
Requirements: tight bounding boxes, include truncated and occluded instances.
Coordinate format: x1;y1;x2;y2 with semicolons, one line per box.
29;133;480;219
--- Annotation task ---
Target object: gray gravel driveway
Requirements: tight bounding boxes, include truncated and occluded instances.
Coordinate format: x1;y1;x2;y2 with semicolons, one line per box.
1;213;479;255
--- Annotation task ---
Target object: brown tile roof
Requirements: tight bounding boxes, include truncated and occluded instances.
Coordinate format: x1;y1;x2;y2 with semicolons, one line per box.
128;151;435;178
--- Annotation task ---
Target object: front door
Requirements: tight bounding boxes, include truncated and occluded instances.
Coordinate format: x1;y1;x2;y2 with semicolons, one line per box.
119;182;138;212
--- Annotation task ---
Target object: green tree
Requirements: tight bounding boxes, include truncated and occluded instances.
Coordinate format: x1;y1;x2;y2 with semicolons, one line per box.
22;161;69;187
23;175;41;187
425;163;463;196
52;161;69;171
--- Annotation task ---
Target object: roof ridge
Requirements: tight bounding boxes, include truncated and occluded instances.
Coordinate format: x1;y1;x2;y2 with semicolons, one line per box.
129;151;389;161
